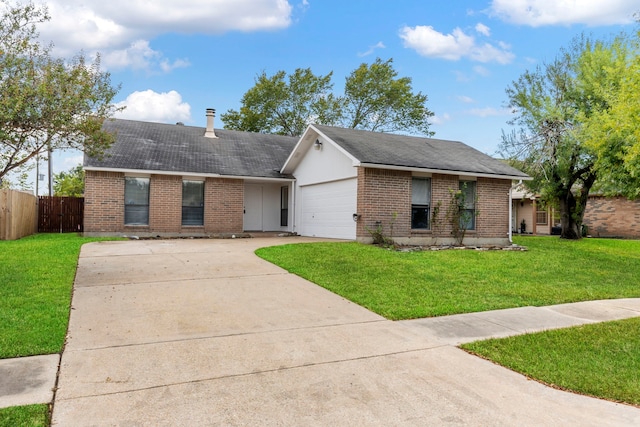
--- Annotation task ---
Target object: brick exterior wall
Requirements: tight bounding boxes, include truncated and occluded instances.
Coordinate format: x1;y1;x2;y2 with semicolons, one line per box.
476;177;510;239
430;173;460;238
355;168;511;245
149;175;182;232
356;167;411;238
204;178;244;233
583;196;640;238
84;171;245;236
84;171;124;232
85;167;513;243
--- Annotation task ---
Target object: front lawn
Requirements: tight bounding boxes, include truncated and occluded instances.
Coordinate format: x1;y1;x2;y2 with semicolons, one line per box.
0;233;120;359
256;237;640;320
462;317;640;406
0;404;49;427
258;236;640;406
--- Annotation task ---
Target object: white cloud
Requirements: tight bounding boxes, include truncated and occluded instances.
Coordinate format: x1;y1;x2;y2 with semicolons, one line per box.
101;40;191;73
430;113;452;125
475;23;491;36
400;26;474;61
472;42;514;64
453;70;472;82
399;25;514;64
103;40;160;71
114;90;192;123
468;107;511;118
358;41;386;57
490;0;637;27
457;96;475;104
37;0;293;71
473;65;491;76
160;58;191;74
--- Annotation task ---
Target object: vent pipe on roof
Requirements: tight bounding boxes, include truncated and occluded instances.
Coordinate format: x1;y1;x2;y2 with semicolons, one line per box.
204;108;218;138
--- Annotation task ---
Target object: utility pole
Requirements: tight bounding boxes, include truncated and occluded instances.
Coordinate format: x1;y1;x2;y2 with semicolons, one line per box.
35;154;39;196
48;145;53;196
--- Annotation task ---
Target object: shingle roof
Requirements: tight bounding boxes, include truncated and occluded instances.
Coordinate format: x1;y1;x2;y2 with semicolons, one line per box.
88;119;529;181
85;118;298;179
312;124;529;179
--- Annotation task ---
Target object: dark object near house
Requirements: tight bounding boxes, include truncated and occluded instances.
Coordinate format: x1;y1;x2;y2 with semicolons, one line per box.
551;226;562;235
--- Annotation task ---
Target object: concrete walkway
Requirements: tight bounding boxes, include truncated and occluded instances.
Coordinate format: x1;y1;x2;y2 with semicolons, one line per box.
1;238;639;426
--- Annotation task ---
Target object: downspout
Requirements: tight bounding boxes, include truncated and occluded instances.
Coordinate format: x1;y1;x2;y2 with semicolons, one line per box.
291;182;296;234
508;184;514;244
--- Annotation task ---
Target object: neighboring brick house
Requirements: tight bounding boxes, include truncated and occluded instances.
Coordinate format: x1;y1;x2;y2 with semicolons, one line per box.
84;111;529;245
511;186;559;236
583;196;640;238
511;187;640;239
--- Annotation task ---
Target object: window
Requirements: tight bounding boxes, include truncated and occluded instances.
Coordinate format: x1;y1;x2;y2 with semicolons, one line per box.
124;177;150;225
411;177;431;229
536;204;548;225
459;181;476;230
280;186;288;227
182;180;204;226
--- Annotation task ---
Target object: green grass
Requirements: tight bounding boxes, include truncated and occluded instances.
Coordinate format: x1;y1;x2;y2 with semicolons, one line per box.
258;236;640;405
461;318;640;406
0;233;120;359
256;236;640;320
0;404;49;427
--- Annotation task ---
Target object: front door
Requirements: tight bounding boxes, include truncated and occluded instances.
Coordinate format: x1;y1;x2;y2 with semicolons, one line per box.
244;184;263;231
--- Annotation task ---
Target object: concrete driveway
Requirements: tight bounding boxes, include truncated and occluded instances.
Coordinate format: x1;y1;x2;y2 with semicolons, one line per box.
52;238;640;426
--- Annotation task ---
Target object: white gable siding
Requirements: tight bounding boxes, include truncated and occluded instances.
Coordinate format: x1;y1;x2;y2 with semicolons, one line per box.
292;138;357;186
291;138;358;239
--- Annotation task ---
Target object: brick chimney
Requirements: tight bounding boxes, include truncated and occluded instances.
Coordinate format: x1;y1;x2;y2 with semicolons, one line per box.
204;108;217;138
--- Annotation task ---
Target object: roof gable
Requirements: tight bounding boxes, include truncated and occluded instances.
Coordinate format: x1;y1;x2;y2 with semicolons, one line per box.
310;124;529;179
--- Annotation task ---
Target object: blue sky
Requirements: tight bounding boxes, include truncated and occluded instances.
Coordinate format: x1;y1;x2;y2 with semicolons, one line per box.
17;0;640;191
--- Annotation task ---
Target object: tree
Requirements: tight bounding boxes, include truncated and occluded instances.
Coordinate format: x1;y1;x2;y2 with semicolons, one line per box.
0;170;30;190
500;36;630;239
222;58;434;137
221;68;342;136
53;164;84;196
580;31;640;199
0;1;120;182
342;58;433;135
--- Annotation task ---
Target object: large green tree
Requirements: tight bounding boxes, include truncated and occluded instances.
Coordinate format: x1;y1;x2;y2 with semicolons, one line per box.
222;58;434;137
342;58;433;135
221;68;342;136
500;35;631;239
0;1;120;182
581;31;640;198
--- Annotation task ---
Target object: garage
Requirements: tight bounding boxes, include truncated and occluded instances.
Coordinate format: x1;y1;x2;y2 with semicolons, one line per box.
298;179;357;239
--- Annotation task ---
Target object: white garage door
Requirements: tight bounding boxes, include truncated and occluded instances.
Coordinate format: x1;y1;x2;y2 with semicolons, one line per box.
299;179;357;239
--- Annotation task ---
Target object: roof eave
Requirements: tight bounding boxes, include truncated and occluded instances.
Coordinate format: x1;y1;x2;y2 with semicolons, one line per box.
83;166;295;182
356;162;532;181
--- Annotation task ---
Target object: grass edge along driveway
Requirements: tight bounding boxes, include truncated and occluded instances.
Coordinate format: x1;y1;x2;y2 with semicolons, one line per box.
462;317;640;407
256;236;640;320
0;234;120;427
257;236;640;407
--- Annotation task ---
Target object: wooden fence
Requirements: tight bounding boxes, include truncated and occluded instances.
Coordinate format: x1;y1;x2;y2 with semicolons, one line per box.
0;189;38;240
38;196;84;233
